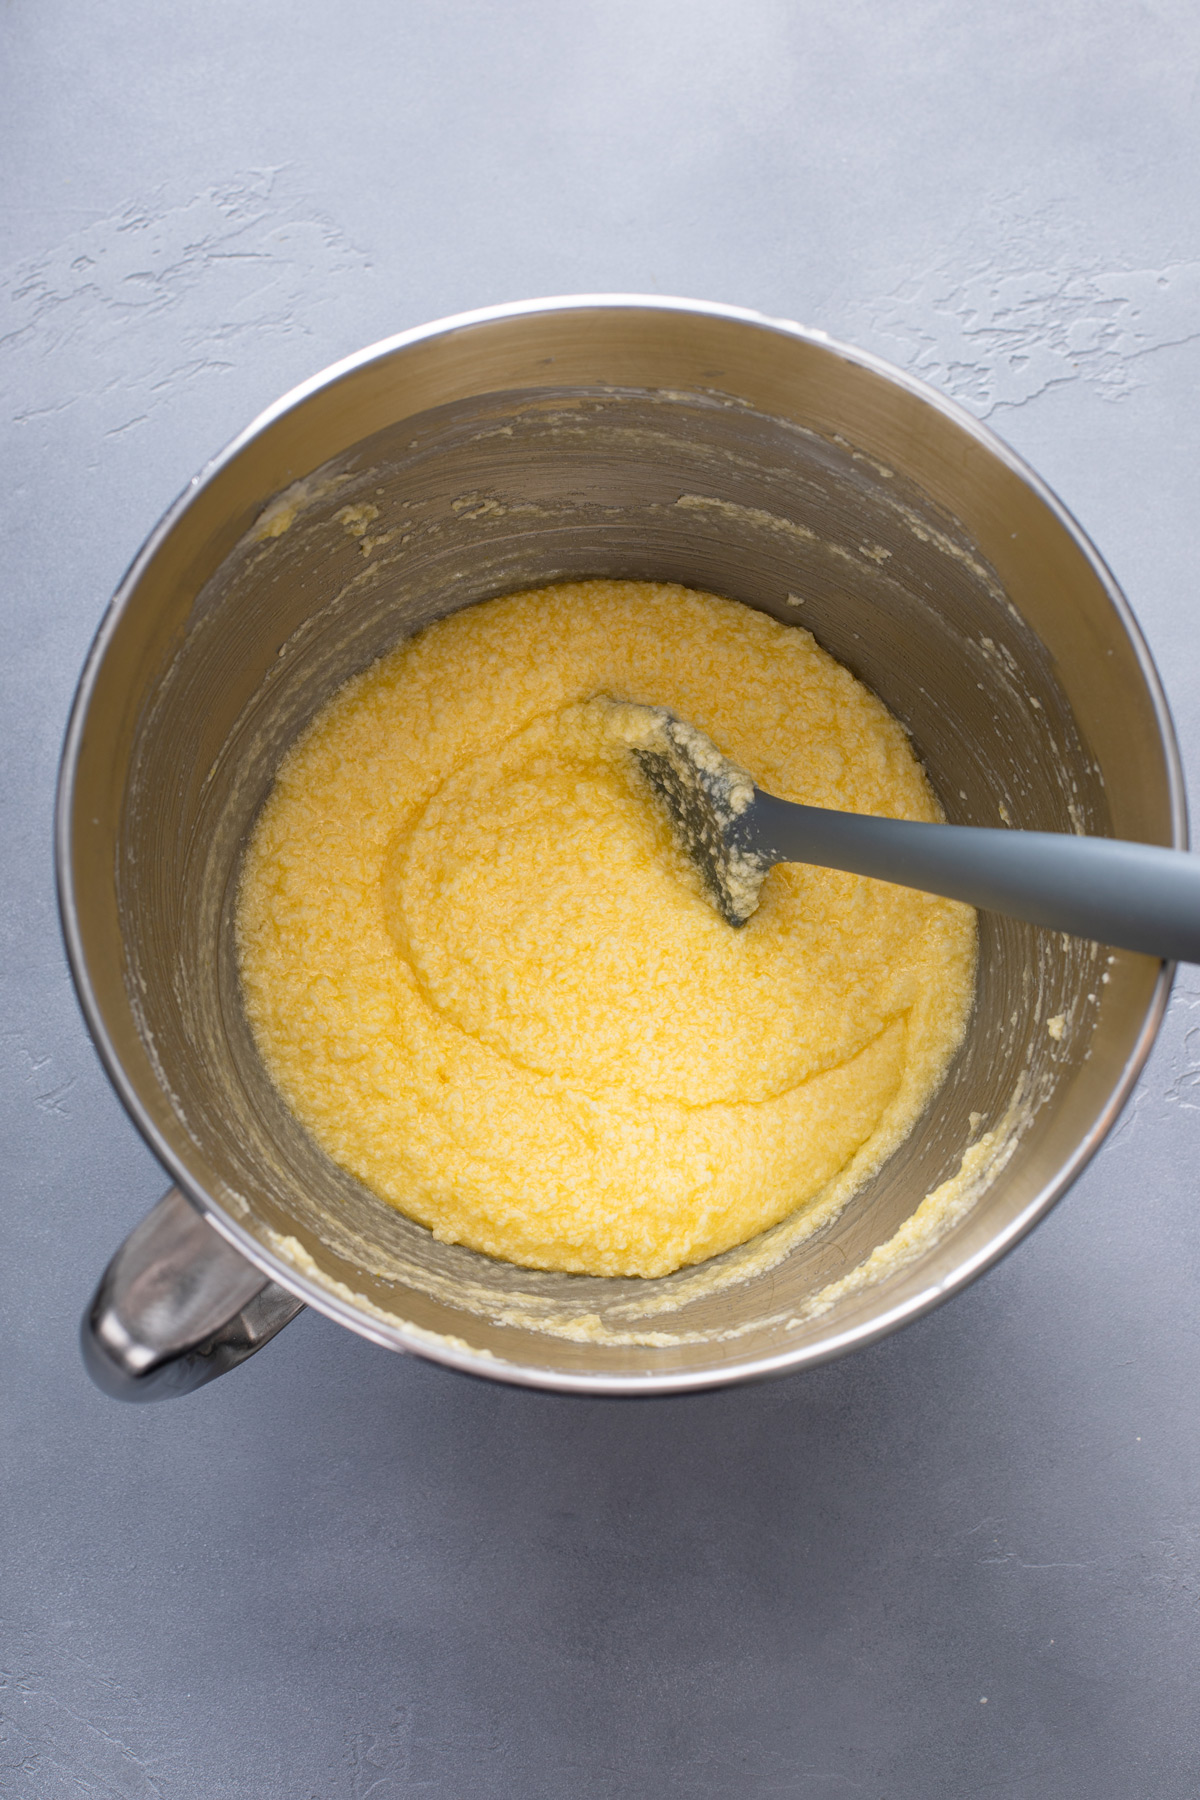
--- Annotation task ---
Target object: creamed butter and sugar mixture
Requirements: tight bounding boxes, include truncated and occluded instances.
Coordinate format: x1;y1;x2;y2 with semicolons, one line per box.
237;582;976;1277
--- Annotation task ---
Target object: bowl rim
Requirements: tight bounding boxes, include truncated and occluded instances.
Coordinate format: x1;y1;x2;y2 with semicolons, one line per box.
56;292;1186;1395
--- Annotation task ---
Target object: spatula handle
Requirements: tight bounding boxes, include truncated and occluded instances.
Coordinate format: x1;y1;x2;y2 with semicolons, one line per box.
749;793;1198;961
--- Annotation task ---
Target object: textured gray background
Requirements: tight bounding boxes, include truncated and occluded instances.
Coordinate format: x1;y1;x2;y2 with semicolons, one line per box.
4;3;1200;1795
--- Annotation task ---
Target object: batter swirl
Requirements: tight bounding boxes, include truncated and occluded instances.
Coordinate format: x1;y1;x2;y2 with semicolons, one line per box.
237;582;975;1277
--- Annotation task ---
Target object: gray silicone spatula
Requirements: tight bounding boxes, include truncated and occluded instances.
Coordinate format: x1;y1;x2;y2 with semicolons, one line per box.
623;703;1200;961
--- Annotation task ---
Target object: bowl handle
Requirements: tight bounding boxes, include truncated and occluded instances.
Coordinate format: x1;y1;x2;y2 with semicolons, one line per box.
81;1186;305;1402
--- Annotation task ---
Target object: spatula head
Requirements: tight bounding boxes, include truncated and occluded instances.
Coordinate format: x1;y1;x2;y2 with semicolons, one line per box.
614;701;772;926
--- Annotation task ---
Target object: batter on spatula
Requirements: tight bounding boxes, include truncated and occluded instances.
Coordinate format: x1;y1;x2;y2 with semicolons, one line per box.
237;581;976;1277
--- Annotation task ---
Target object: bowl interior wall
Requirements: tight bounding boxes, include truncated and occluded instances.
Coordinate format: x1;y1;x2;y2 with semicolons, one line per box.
105;381;1158;1377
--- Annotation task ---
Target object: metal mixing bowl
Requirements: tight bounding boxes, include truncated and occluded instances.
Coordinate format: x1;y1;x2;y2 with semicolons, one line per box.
59;295;1183;1400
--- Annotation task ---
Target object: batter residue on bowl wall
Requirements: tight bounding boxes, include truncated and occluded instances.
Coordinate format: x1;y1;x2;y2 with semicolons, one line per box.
236;581;976;1278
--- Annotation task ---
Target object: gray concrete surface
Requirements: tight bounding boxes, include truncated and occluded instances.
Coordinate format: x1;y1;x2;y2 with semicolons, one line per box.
4;3;1200;1794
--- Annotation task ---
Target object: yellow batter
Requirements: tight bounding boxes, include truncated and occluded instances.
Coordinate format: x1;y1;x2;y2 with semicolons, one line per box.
237;581;976;1278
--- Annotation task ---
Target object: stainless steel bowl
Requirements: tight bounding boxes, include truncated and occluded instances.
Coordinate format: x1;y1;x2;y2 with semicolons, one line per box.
59;295;1183;1401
